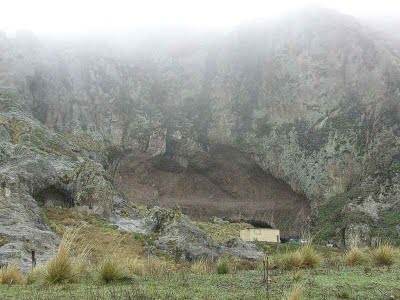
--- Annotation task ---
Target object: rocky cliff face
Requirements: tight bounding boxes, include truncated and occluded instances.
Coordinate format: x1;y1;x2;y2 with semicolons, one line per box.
1;8;400;262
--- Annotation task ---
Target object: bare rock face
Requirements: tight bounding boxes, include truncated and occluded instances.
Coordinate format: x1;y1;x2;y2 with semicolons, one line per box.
0;91;135;269
0;177;59;272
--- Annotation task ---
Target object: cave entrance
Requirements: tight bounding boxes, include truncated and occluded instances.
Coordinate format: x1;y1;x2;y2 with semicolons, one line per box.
241;219;273;229
113;144;310;237
34;186;74;208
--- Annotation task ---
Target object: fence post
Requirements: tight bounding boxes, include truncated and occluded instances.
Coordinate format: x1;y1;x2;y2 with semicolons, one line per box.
31;250;36;270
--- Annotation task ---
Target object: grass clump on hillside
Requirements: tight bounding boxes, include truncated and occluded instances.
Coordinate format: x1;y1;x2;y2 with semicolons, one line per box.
372;244;397;266
276;244;320;270
0;264;23;285
44;231;76;284
98;256;126;284
42;227;92;285
345;246;366;266
191;259;211;274
298;245;320;268
216;257;230;274
279;251;304;270
26;267;45;285
126;258;146;276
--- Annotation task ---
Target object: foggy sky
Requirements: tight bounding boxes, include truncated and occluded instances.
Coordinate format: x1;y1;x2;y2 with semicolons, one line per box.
1;0;400;34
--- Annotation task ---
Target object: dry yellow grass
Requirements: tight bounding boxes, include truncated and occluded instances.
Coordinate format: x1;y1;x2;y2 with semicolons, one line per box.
372;244;397;266
40;227;93;284
285;286;304;300
98;255;126;283
298;245;320;268
345;247;365;266
26;267;45;285
45;245;74;284
146;258;176;276
279;251;304;270
191;259;211;274
45;208;146;263
126;258;146;276
0;264;23;285
275;245;320;270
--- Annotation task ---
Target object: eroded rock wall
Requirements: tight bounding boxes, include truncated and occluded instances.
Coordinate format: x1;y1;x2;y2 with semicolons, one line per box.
1;8;400;245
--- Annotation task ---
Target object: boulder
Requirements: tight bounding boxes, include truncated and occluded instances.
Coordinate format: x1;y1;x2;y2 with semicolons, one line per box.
223;238;263;260
145;207;223;261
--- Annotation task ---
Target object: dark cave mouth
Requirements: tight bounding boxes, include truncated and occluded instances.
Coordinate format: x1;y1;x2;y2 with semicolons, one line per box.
34;186;74;208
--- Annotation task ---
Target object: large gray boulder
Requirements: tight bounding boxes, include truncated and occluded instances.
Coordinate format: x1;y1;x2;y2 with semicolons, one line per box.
144;206;223;261
144;207;263;261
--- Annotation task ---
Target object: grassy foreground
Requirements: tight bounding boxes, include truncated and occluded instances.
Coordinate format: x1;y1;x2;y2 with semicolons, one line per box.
1;266;400;299
1;208;400;299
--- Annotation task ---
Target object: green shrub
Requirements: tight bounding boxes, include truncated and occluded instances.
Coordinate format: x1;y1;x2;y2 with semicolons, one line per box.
216;258;230;274
338;290;351;299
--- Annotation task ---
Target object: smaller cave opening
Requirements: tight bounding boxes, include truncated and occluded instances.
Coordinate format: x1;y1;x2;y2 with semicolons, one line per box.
241;219;273;229
34;185;74;208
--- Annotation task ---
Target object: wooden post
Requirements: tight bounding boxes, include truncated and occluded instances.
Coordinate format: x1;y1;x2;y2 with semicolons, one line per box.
262;256;266;283
31;250;36;270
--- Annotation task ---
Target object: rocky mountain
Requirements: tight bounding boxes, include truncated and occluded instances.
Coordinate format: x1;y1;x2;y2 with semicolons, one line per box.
1;8;400;268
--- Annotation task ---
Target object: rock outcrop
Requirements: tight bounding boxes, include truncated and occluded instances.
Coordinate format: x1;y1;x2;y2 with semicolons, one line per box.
144;207;263;261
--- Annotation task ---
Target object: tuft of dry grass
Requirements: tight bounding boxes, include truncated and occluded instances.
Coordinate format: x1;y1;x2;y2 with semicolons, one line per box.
191;259;211;274
98;255;126;283
146;258;176;276
298;245;320;268
0;264;23;285
371;244;397;266
126;258;146;276
45;244;74;284
275;245;320;270
345;247;365;266
285;286;304;300
26;267;45;285
279;251;304;270
44;227;92;284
